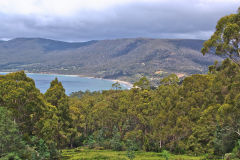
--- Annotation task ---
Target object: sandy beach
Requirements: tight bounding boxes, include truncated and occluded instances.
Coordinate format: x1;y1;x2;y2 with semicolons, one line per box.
25;71;133;89
110;79;133;89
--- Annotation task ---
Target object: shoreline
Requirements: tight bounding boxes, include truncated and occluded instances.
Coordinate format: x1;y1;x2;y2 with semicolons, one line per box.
34;72;133;88
0;71;133;89
110;79;133;89
38;72;133;89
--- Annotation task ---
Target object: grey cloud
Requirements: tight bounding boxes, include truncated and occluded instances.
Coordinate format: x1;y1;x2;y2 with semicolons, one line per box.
0;0;238;41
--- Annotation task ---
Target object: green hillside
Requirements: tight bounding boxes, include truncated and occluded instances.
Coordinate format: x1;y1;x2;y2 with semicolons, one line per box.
0;38;222;84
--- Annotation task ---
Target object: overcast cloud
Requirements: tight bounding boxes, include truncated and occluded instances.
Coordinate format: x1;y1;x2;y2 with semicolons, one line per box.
0;0;239;41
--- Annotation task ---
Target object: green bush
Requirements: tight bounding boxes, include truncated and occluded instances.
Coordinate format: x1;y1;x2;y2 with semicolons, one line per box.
161;150;170;160
30;136;50;159
85;135;96;149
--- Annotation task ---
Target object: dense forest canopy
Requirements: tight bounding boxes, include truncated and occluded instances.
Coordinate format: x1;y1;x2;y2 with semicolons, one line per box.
0;58;240;159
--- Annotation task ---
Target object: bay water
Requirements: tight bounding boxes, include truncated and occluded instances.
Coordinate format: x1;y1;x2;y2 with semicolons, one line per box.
0;72;129;95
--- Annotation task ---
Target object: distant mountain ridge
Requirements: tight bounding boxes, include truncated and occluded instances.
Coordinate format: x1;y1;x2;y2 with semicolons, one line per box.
0;38;97;52
0;37;222;84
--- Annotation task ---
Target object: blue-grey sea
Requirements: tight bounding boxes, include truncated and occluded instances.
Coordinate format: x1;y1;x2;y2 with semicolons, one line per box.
0;72;129;95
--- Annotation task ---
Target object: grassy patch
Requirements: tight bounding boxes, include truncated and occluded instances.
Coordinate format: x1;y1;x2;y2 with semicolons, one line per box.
61;147;202;160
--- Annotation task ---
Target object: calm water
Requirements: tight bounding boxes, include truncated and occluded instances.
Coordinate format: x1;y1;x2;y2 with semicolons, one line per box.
0;72;129;95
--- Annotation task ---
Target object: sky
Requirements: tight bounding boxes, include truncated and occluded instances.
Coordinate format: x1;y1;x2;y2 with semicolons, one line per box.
0;0;239;42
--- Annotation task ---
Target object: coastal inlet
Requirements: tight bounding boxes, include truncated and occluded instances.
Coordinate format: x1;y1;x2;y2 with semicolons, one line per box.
0;72;131;95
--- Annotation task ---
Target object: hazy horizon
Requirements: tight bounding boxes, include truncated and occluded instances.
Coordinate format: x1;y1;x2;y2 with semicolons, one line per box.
0;36;208;43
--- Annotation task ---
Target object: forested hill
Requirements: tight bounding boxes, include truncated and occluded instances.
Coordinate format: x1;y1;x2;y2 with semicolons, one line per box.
0;38;222;83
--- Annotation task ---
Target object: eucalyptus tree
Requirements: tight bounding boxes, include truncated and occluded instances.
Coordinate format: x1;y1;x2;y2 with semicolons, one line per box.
202;7;240;65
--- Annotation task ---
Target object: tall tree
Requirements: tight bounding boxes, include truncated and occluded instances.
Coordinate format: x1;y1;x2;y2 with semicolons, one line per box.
133;77;150;90
201;8;240;65
44;78;72;148
0;71;46;136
